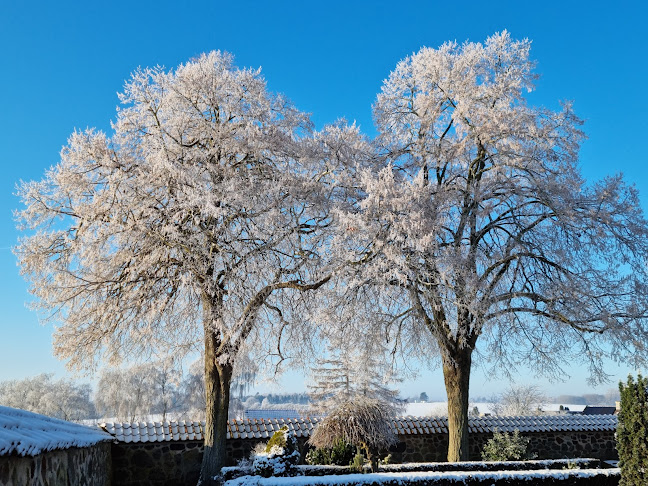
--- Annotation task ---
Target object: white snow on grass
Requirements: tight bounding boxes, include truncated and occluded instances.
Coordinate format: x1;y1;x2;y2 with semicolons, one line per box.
224;468;620;485
0;405;112;457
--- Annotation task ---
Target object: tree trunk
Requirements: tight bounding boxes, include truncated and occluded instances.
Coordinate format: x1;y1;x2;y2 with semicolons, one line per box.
198;326;233;485
442;347;472;462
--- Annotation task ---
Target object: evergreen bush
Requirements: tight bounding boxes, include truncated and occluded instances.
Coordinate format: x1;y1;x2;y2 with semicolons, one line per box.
617;374;648;486
305;439;355;466
349;448;366;473
252;426;301;477
481;429;536;461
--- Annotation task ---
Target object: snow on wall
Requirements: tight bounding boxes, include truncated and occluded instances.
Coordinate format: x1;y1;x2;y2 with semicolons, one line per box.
0;406;112;457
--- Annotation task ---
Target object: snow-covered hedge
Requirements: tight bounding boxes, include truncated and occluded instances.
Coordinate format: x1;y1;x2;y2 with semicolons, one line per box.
251;426;301;478
318;458;603;476
225;467;620;486
222;458;604;480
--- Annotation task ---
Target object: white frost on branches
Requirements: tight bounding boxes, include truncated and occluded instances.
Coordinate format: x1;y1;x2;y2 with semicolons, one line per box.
334;31;648;380
16;50;331;372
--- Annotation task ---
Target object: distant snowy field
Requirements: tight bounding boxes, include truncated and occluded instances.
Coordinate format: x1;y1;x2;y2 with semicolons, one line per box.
81;402;592;426
404;402;495;416
404;402;588;416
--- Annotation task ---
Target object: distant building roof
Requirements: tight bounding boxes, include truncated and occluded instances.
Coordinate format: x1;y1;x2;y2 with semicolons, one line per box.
0;406;112;457
100;414;618;443
245;409;301;420
582;406;617;415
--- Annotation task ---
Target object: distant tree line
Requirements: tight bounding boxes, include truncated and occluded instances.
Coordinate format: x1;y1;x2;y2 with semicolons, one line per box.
0;364;312;423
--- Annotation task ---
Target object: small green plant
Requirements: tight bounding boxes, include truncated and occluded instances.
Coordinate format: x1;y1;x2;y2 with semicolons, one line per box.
481;429;536;461
252;426;300;477
305;447;330;465
349;448;366;473
379;454;392;465
265;425;291;452
305;439;356;466
617;374;648;486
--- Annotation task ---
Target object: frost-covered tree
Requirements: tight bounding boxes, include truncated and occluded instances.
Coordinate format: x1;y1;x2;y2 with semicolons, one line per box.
308;296;402;415
308;344;401;414
0;374;95;421
95;361;180;421
490;385;546;416
16;52;331;483
340;31;648;461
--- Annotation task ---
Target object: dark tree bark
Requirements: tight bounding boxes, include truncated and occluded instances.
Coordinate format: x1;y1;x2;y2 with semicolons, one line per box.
442;346;472;462
198;320;233;485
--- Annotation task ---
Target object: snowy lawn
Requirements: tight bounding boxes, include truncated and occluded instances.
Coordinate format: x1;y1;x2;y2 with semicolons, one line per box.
224;467;620;485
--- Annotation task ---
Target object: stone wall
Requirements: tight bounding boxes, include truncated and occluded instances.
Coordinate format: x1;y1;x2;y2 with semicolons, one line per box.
110;437;313;486
390;430;618;463
110;429;617;486
0;442;112;486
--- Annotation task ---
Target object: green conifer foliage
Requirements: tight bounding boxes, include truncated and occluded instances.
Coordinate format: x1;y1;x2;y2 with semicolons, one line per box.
617;374;648;486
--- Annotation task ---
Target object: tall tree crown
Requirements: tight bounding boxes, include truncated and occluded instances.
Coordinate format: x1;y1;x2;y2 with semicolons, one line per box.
337;31;648;379
16;51;328;371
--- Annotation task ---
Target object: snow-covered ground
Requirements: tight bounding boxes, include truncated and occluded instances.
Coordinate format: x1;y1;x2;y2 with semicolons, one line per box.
225;468;620;485
404;402;496;416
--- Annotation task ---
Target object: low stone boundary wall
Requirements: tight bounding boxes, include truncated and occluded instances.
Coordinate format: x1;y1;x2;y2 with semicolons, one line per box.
110;429;617;486
391;430;617;463
0;442;112;486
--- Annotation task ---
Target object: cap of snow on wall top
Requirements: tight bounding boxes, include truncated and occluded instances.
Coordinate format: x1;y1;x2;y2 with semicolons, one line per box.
0;406;113;457
100;414;618;443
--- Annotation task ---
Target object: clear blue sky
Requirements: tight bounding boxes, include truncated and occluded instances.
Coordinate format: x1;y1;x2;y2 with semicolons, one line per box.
1;0;646;400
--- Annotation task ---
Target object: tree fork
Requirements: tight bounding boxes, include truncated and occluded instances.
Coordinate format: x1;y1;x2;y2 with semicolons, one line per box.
442;348;472;462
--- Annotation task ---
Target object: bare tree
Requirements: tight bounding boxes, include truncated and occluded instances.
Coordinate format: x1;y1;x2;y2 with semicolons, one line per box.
96;361;180;422
339;31;648;460
16;52;331;484
490;385;546;416
0;374;95;421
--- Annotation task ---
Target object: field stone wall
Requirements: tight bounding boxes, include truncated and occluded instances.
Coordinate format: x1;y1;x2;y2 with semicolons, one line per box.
110;429;617;486
110;437;312;486
389;430;618;463
0;442;111;486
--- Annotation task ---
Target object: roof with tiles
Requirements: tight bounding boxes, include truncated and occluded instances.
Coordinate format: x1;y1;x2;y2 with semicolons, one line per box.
100;414;617;443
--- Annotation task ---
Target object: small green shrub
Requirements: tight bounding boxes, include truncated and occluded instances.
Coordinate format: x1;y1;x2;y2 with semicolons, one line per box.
349;449;366;473
252;426;300;477
481;429;536;461
379;453;392;465
265;425;291;452
305;447;331;465
305;439;355;466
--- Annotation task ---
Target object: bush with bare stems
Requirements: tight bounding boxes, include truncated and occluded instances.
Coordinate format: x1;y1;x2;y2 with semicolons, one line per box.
309;396;397;472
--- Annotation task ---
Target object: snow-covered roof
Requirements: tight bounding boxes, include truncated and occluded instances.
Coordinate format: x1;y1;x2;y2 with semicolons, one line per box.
101;414;617;443
0;406;113;457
